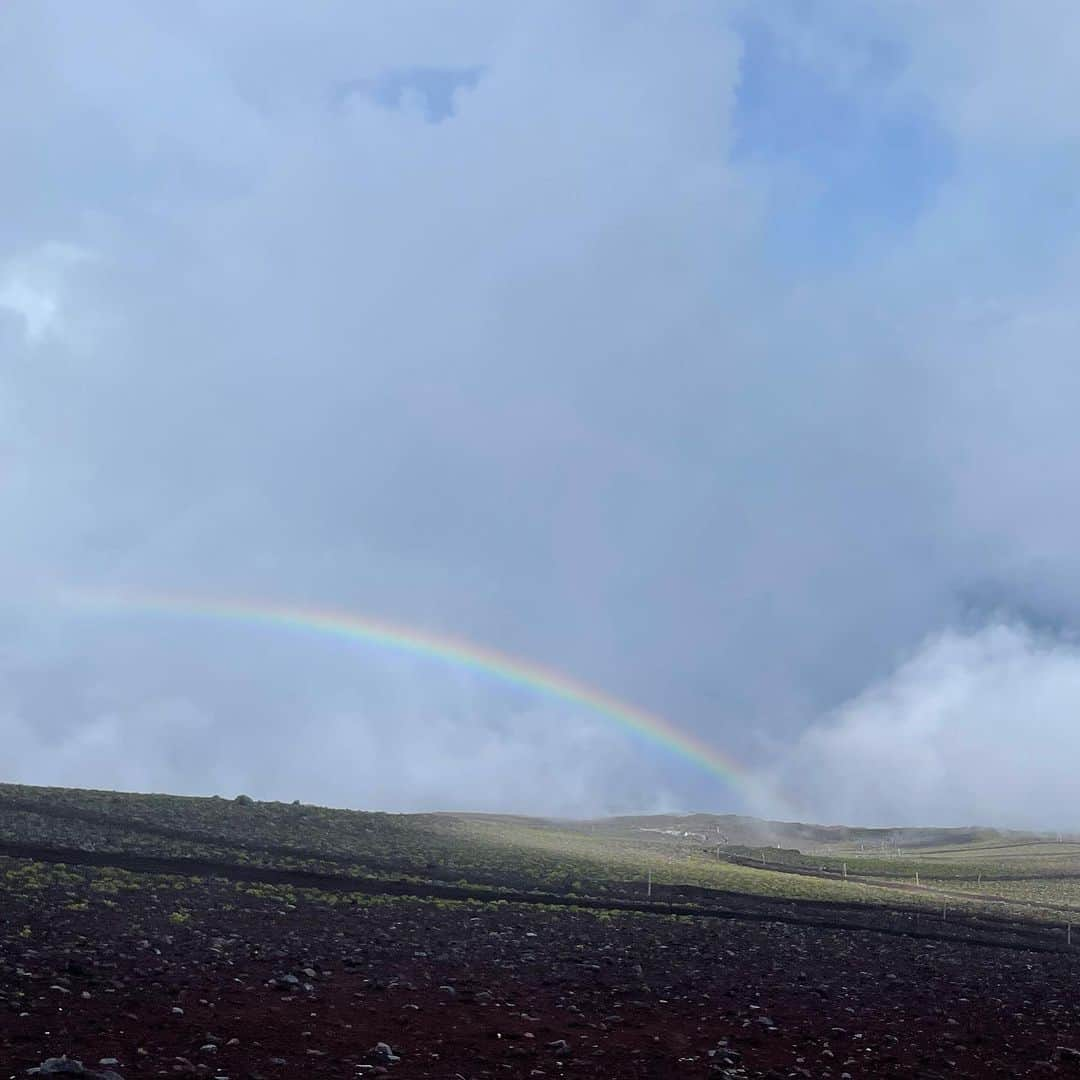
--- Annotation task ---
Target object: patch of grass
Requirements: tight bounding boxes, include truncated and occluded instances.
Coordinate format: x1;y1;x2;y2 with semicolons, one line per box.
4;780;1080;924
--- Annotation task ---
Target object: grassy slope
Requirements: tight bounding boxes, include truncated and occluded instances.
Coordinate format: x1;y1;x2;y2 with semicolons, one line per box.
1;782;1078;922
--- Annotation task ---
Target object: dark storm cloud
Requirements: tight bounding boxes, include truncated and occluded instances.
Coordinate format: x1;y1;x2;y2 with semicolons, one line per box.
3;1;1080;823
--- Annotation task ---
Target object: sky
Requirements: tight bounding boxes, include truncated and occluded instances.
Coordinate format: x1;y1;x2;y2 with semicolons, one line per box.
3;1;1080;827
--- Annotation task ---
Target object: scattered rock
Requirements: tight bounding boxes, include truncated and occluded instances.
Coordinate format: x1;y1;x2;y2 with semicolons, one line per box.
36;1060;87;1076
369;1042;400;1065
30;1060;123;1080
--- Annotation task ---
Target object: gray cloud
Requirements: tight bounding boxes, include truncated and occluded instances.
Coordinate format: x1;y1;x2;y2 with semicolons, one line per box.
3;2;1080;822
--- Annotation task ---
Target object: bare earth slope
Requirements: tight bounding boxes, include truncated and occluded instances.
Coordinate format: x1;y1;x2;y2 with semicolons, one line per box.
2;784;1080;1078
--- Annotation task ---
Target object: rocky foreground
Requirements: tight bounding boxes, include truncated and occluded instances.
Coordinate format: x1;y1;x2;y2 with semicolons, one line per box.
3;858;1080;1079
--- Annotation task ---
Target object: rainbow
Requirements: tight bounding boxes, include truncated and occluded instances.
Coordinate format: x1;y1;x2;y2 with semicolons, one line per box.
68;588;776;803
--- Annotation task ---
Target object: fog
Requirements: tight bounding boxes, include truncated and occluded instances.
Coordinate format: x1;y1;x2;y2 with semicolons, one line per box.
775;624;1080;829
3;3;1080;826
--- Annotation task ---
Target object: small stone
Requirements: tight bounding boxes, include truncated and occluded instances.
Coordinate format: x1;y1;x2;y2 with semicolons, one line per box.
37;1060;86;1076
172;1007;185;1015
369;1042;400;1065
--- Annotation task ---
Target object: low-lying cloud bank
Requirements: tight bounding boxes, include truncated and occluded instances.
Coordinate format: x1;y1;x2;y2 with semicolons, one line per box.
769;623;1080;830
10;616;1080;831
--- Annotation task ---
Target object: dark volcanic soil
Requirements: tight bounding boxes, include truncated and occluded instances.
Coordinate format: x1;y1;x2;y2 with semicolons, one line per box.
3;857;1080;1079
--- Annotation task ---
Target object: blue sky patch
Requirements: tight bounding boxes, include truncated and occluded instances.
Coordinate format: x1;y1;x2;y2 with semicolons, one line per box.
734;17;953;269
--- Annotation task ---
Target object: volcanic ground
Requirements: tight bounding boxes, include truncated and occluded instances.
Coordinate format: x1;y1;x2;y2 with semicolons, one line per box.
4;853;1080;1079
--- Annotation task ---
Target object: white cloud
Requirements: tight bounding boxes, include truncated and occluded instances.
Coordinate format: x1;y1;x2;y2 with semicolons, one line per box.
775;624;1080;828
0;278;59;344
0;676;645;815
0;244;96;346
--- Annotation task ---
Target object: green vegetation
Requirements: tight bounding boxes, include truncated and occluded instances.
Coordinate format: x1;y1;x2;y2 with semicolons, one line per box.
3;781;1080;927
